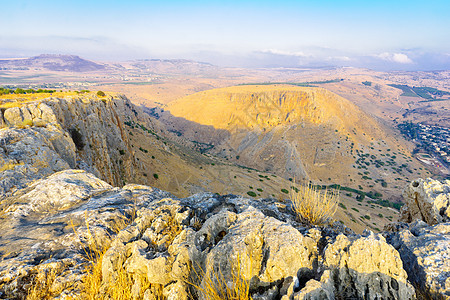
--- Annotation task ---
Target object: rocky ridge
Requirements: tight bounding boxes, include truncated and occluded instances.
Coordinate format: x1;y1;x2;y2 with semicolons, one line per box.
0;168;449;299
0;93;144;197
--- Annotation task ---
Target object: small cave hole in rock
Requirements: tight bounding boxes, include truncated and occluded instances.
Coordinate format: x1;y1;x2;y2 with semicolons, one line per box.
215;230;227;244
412;181;419;187
69;128;85;150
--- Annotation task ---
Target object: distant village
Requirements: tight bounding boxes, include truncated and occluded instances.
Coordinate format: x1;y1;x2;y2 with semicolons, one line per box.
416;124;450;163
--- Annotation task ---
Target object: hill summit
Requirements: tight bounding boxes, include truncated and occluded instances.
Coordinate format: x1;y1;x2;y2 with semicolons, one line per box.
160;84;422;197
0;54;105;72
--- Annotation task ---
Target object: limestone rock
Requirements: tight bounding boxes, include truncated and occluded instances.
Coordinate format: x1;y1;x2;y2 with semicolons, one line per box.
4;171;449;299
195;207;317;292
0;109;5;127
323;233;415;299
0;95;142;188
3;106;26;126
5;169;111;217
0;169;170;299
401;178;450;225
0;127;72;197
387;221;450;297
291;271;335;300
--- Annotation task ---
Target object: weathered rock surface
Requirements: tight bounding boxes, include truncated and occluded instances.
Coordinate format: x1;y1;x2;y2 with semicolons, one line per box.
401;178;450;225
386;177;450;298
4;170;447;299
0;94;143;198
0;169;172;299
386;220;450;298
0;126;72;196
321;233;415;299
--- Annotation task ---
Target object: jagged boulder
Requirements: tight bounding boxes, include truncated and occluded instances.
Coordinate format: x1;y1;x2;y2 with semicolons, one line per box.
0;109;5;127
2;103;57;127
0;127;72;197
190;207;317;293
386;220;450;298
322;233;415;300
383;177;450;298
0;170;172;299
401;178;450;225
5;170;450;299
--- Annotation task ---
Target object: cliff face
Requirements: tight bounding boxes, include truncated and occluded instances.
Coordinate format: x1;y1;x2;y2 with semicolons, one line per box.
160;85;416;184
0;94;141;196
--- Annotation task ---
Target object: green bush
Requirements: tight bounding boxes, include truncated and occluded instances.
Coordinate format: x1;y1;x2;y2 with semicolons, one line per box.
281;188;289;194
338;203;347;209
97;91;106;97
153;173;159;179
247;191;257;197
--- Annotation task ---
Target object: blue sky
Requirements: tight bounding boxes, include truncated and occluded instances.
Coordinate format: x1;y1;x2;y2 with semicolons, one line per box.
1;0;449;70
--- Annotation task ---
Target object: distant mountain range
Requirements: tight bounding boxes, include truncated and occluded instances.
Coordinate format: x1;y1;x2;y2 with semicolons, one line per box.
0;54;105;72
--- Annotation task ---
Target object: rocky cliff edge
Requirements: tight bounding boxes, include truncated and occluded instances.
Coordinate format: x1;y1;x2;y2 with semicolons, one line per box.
0;169;449;299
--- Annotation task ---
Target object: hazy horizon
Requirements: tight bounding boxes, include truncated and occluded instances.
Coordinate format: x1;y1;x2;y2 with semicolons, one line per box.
2;0;450;71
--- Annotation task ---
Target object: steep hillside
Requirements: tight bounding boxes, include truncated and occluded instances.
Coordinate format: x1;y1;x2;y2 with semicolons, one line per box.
163;85;429;200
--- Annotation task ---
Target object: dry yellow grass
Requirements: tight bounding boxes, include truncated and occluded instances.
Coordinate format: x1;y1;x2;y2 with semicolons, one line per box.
76;210;171;299
75;212;155;300
26;266;72;300
290;183;339;226
0;161;24;172
0;91;115;109
189;255;252;300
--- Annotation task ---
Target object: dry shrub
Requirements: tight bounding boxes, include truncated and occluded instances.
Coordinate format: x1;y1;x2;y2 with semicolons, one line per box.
76;212;161;299
189;255;252;300
290;183;339;226
27;267;70;300
80;248;156;300
0;161;24;172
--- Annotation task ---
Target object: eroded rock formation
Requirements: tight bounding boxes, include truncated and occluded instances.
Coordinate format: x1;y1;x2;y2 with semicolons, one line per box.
5;170;450;299
0;94;142;197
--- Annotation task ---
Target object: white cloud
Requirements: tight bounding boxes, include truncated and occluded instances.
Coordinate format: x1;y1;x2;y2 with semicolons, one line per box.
261;49;308;57
326;56;351;62
377;52;413;64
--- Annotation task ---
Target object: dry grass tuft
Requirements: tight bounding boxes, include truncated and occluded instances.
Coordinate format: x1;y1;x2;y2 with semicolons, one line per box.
76;210;166;299
290;182;339;226
189;255;252;300
26;266;71;300
80;249;155;300
0;161;24;172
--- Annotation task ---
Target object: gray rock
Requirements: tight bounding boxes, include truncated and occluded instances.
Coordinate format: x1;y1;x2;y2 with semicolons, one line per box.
387;222;450;297
0;95;143;189
0;109;5;128
320;233;416;300
0;169;170;299
4;169;450;299
192;207;317;295
3;106;25;126
401;178;450;225
0;127;71;197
